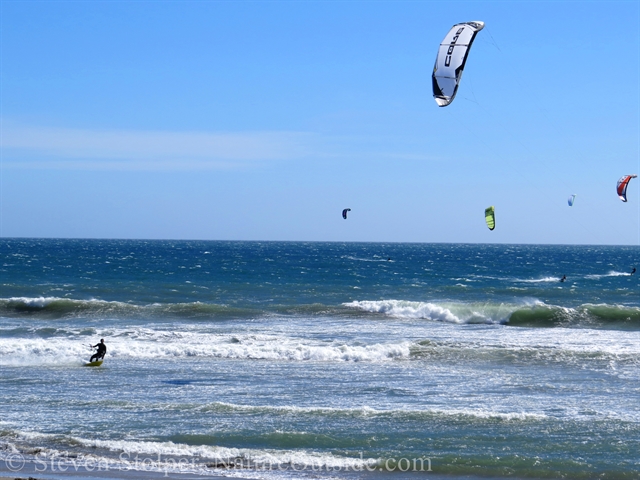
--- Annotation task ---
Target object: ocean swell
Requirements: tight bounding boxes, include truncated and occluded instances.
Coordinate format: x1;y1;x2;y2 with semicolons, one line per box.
0;297;256;320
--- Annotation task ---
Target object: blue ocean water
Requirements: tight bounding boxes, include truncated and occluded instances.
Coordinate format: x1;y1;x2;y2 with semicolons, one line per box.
0;239;639;479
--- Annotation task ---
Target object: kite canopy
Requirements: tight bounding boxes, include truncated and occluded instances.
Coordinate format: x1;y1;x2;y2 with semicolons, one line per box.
485;206;495;231
568;194;576;207
432;21;485;107
617;175;637;202
342;208;351;219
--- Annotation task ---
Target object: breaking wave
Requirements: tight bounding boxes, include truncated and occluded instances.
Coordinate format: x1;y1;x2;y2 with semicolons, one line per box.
0;329;411;365
344;299;640;329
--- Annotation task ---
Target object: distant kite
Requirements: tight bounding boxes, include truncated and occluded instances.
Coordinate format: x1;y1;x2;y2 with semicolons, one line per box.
568;194;576;207
432;21;485;107
617;175;637;202
485;206;495;231
342;208;351;219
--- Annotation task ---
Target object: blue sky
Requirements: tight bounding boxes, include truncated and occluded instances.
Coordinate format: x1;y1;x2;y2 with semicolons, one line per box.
1;0;639;244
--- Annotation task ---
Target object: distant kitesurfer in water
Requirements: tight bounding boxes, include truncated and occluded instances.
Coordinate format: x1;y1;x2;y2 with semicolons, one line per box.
90;339;107;362
632;268;636;275
560;275;566;283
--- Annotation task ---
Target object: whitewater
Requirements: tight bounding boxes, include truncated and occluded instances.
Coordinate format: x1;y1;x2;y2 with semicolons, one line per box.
1;239;639;479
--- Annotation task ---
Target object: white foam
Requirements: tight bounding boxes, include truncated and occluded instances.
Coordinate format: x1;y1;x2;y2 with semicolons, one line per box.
202;401;548;421
344;298;564;325
5;430;376;473
2;296;133;310
343;256;388;263
517;277;561;283
344;300;462;323
5;296;60;308
427;407;548;421
0;332;411;365
585;271;630;279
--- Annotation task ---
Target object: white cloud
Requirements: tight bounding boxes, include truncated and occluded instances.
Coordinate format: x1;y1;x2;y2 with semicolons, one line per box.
1;122;315;170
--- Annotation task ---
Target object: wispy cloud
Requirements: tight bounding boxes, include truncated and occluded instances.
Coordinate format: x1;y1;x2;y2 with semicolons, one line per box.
1;122;315;170
1;121;441;171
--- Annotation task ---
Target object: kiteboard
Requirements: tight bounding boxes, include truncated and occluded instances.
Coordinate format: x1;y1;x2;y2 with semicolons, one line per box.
83;360;103;367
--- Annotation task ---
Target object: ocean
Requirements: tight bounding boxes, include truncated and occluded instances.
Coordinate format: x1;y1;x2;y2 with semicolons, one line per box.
0;239;639;479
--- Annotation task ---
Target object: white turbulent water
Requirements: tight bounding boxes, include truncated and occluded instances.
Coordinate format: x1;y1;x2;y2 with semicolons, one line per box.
2;315;640;478
1;240;640;479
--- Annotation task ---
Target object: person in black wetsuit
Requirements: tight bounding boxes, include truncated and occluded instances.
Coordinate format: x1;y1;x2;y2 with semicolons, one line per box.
560;275;566;283
90;339;107;362
631;268;636;275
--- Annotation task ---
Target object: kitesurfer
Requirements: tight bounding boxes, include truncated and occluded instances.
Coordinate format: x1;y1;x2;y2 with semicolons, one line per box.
90;339;107;362
560;275;566;283
631;268;636;276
